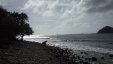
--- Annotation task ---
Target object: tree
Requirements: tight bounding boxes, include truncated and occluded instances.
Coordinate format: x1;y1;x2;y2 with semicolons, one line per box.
18;23;33;40
10;12;33;40
0;6;33;40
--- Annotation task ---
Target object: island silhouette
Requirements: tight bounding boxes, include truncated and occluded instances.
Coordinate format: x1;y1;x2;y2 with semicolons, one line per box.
98;26;113;33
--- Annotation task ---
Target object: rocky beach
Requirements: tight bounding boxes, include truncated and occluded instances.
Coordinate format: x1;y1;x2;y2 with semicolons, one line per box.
0;40;113;64
0;1;113;64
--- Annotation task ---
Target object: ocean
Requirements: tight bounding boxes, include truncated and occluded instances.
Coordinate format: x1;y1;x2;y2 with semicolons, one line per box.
24;34;113;54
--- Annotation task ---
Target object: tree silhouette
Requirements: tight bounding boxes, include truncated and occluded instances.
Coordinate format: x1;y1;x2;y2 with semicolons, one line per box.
0;6;33;41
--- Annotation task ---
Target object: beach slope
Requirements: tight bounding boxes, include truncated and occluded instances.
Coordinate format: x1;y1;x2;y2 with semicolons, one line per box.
0;41;67;64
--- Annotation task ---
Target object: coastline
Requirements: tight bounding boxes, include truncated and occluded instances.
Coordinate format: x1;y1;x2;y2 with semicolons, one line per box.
0;40;113;64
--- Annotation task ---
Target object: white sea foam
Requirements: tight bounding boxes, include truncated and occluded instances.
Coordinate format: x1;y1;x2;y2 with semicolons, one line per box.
24;34;113;54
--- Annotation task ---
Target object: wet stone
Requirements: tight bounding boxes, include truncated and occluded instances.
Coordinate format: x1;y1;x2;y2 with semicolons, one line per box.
109;54;113;57
91;57;97;61
101;57;104;60
83;62;89;64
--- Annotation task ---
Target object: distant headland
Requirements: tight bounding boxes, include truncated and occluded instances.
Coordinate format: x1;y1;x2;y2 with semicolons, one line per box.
98;26;113;33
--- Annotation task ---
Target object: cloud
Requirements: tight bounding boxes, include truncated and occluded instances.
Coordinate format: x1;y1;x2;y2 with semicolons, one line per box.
21;0;113;35
83;0;113;13
1;0;113;35
23;0;82;18
0;0;27;12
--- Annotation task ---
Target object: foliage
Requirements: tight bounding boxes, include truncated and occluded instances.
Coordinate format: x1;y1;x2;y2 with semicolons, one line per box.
0;6;33;40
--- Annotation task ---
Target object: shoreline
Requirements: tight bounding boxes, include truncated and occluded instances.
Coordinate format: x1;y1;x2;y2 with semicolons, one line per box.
0;40;113;64
46;44;113;64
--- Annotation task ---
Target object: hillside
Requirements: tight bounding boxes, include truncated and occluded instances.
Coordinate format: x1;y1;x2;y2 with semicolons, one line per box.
98;26;113;33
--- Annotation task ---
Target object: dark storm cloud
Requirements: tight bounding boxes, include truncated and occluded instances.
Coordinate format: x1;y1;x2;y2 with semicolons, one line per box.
84;0;113;13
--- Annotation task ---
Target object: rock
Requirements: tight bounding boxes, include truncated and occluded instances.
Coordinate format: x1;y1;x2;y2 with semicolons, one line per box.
85;58;88;61
80;52;84;54
101;57;104;60
98;26;113;33
83;62;89;64
42;41;47;45
109;54;113;57
81;56;84;58
91;57;97;61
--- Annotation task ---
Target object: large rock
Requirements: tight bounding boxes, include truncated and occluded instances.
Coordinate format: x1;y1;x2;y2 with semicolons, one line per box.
98;26;113;33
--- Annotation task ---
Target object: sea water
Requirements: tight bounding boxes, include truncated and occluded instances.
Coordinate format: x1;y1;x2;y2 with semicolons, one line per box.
24;34;113;54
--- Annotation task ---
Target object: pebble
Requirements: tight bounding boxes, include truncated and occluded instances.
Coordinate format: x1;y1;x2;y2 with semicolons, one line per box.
91;57;97;61
109;54;113;57
101;57;104;60
83;62;89;64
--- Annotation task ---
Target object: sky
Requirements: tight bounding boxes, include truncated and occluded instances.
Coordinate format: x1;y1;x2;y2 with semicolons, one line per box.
0;0;113;35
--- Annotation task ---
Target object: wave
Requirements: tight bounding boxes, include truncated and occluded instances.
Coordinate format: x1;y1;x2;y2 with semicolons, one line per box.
61;39;113;42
